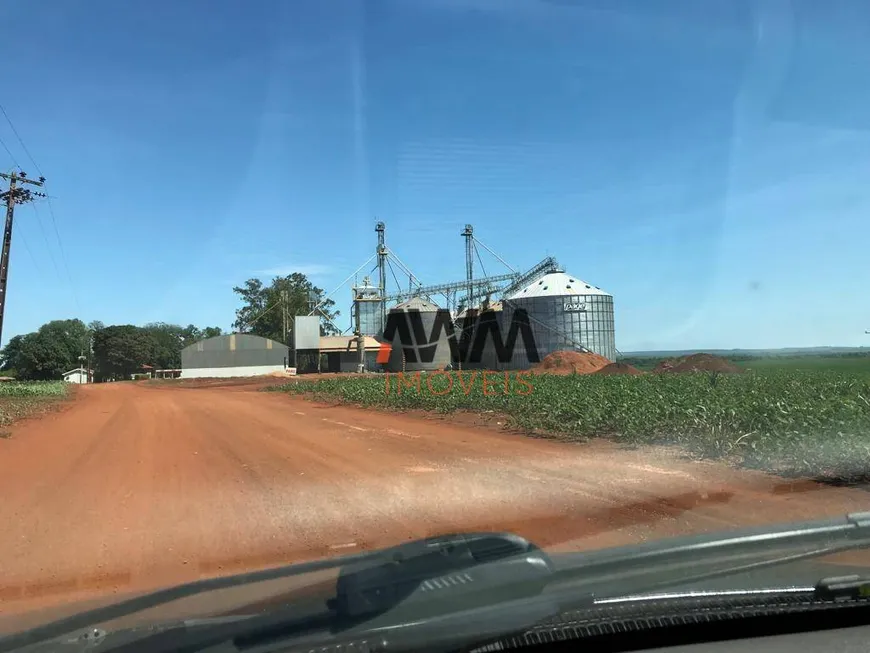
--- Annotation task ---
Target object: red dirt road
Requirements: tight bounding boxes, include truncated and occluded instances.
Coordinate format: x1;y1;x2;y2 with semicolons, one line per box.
1;381;869;620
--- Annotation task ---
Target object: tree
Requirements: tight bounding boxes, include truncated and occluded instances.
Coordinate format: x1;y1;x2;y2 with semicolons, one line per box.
232;273;339;342
140;323;222;369
2;319;223;382
0;319;89;380
142;323;185;369
92;325;157;381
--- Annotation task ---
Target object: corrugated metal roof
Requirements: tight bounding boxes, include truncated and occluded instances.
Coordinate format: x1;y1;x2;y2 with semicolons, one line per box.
391;296;440;311
319;336;382;352
506;271;611;299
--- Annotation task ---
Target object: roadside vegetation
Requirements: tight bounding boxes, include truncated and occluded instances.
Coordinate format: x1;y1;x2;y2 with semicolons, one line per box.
0;380;70;433
278;368;870;482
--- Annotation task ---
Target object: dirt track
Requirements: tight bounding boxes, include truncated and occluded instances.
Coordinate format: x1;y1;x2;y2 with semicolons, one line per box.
2;381;869;618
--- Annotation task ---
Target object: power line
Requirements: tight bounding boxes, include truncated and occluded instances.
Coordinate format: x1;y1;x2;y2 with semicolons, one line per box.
13;217;40;277
0;103;43;178
44;197;80;312
0;171;46;345
0;135;19;169
0;102;80;313
28;203;61;280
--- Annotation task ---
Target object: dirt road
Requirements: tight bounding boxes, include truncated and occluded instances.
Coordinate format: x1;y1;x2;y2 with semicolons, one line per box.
1;381;869;618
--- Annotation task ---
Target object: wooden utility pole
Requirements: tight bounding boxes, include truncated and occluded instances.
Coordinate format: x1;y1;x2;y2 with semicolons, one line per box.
281;289;289;344
0;171;45;346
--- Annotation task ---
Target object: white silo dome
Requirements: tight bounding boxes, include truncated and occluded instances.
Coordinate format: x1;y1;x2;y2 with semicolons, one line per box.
506;271;611;300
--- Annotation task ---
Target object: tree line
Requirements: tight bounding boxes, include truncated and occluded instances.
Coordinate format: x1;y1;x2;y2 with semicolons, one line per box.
0;321;223;381
0;271;341;381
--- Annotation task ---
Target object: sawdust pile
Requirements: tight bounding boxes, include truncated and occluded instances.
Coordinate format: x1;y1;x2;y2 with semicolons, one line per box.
654;353;743;374
532;350;610;375
593;362;643;375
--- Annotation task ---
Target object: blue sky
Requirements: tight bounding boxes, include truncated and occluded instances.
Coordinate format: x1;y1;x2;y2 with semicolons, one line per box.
2;0;869;351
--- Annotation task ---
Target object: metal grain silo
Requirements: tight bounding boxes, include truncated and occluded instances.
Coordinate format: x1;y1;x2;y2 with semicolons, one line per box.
455;302;504;370
501;271;615;368
384;297;453;372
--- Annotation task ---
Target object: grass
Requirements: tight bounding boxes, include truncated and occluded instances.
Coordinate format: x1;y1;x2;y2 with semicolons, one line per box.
620;354;870;374
275;369;870;482
0;381;70;428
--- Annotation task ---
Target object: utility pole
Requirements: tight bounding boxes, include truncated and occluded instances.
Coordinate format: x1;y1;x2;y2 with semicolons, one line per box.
0;171;45;346
281;289;289;344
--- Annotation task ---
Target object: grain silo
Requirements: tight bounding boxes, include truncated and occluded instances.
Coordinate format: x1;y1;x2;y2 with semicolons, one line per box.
455;301;504;370
501;271;615;367
384;297;453;372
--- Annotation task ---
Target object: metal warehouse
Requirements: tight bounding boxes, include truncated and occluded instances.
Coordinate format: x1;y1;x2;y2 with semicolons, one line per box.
181;334;289;379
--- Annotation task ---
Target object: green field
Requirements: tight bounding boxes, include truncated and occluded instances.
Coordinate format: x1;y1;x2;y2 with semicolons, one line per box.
620;354;870;374
737;356;870;373
0;381;70;432
278;369;870;481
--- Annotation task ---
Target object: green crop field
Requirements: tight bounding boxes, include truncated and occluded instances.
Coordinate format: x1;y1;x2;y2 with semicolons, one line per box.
737;356;870;373
0;381;70;432
277;369;870;481
620;354;870;374
0;380;68;397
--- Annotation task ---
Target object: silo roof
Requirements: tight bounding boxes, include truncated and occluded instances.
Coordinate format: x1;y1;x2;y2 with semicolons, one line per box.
506;271;611;299
392;296;441;311
456;301;503;319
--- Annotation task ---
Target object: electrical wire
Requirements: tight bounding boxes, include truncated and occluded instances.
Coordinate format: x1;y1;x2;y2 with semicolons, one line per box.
0;101;81;313
28;204;61;280
44;197;81;313
13;219;40;277
0;104;42;178
0;135;19;169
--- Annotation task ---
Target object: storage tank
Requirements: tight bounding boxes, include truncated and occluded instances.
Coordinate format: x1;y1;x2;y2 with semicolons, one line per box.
500;271;615;368
455;301;504;370
384;297;453;372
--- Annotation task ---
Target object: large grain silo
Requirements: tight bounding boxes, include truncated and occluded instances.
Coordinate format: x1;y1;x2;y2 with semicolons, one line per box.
455;301;504;370
384;297;453;372
500;271;615;367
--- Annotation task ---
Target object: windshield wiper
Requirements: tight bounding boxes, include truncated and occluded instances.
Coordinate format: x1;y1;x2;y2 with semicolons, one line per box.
0;532;548;653
6;512;870;653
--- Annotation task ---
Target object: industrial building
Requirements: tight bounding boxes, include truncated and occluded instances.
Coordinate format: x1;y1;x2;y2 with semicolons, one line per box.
320;335;381;373
291;222;616;372
181;333;289;379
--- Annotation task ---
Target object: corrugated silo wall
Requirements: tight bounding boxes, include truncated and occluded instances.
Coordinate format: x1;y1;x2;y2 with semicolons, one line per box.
385;309;453;372
497;294;616;368
359;300;383;337
456;310;505;370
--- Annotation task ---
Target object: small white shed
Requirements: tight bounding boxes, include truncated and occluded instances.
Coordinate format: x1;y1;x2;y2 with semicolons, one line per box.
62;367;92;384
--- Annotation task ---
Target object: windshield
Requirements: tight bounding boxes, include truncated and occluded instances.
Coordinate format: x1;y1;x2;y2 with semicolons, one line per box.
2;0;870;642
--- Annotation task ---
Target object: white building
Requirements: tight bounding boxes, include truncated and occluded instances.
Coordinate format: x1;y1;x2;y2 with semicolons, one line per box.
62;367;92;384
